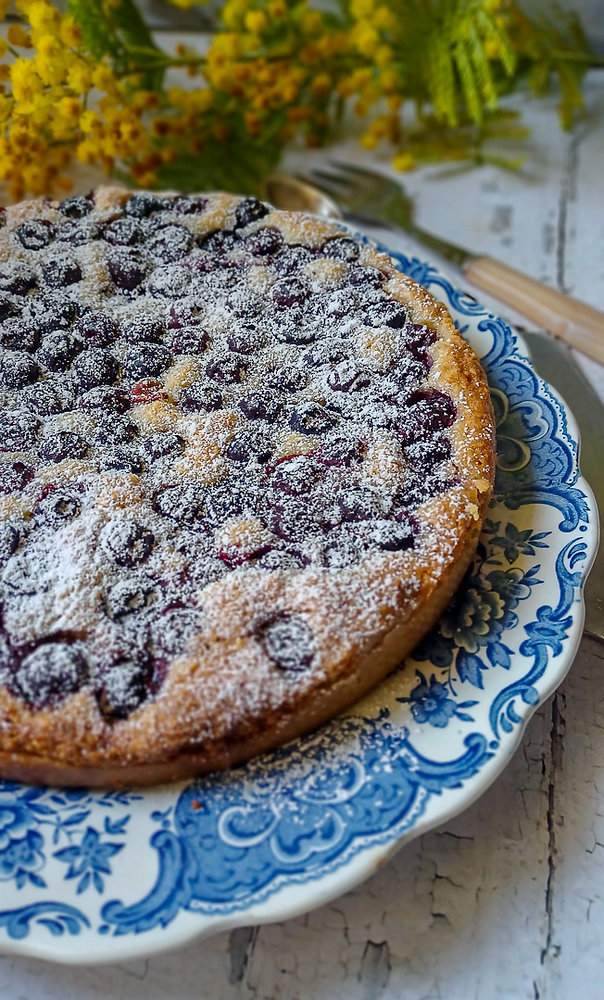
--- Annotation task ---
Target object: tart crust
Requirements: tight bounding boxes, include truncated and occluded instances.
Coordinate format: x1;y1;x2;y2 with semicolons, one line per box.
0;188;495;787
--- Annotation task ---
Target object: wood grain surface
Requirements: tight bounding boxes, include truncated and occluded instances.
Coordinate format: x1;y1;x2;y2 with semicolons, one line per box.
1;68;603;1000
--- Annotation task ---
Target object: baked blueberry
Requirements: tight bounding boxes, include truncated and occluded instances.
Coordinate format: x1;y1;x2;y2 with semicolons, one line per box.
227;326;265;354
321;236;360;262
348;265;385;287
268;366;308;392
152;484;207;524
38;430;89;463
77;385;131;413
0;264;37;296
179;380;223;413
92;414;138;446
147;264;191;298
255;612;315;671
75;312;119;347
32;294;79;333
198;229;237;255
37;331;83;372
59;194;94;218
72;348;120;389
168;325;209;355
123;343;173;380
239;392;282;421
105;575;158;620
270;456;324;494
0;351;39;388
96;656;152;719
121;314;165;344
148;224;194;262
20;379;71;416
100;519;155;567
290;401;337;435
318;436;366;467
241;227;283;256
0;317;39;352
173;194;208;215
326;360;371;392
235;197;270;228
1;411;41;452
16;219;54;250
399;388;456;444
142;432;184;462
272;277;309;309
15;643;88;709
271;245;315;275
0;295;18;323
356;518;415;551
0;522;20;566
41;256;82;288
34;489;82;527
206;354;247;384
108;252;147;290
334;486;385;523
102;217;144;246
99;449;144;474
124;192;169;218
226;428;272;464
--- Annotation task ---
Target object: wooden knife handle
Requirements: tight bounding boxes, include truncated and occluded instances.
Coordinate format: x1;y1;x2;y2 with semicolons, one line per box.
464;255;604;365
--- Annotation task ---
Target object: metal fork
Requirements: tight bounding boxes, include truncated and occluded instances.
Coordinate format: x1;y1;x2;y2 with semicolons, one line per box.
304;162;604;366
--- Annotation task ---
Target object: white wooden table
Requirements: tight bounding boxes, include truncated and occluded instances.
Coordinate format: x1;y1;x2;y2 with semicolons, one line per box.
1;73;603;1000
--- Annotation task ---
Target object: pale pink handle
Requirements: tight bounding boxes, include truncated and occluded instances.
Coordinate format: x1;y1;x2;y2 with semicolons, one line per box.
464;255;604;365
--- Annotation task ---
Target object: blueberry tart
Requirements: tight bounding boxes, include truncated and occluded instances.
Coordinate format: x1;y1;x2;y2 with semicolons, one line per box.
0;188;495;786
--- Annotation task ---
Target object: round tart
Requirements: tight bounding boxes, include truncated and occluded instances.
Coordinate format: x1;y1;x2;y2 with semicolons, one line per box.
0;188;495;787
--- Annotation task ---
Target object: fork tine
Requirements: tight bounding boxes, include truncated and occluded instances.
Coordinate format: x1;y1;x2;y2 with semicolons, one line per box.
327;161;385;184
306;167;352;193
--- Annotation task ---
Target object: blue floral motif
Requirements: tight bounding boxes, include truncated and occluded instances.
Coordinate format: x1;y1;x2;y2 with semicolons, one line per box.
54;823;126;894
0;244;597;959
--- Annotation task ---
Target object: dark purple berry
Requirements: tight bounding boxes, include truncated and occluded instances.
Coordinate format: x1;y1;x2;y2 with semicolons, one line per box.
179;381;223;413
100;518;155;567
151;607;204;658
1;412;41;452
321;236;360;262
39;431;89;463
142;432;184;462
123;343;173;380
75;312;119;347
272;245;315;275
102;217;144;246
16;219;54;250
235;197;270;228
96;656;152;719
226;428;272;464
399;388;456;444
37;331;83;372
33;294;79;333
255;612;314;672
20;380;70;416
239;392;282;421
318;436;366;467
304;340;348;368
367;299;407;328
272;277;309;309
122;314;165;344
152;484;207;525
72;348;120;389
173;194;208;215
34;489;81;527
148;224;193;262
198;229;237;255
0;318;39;352
105;575;157;620
0;295;18;322
270;455;323;495
348;265;385;287
0;351;39;388
317;531;363;568
92;415;138;446
55;220;101;245
357;518;414;551
242;227;283;256
227;326;265;354
290;401;337;435
405;434;452;467
205;482;259;524
206;354;247;385
268;367;308;392
330;486;384;524
59;195;93;218
0;522;20;566
254;549;305;572
268;502;322;543
327;360;371;392
99;449;144;474
15;643;87;708
124;192;169;218
167;302;203;329
147;264;190;298
0;264;37;296
108;252;147;291
77;385;131;413
41;256;82;288
168;326;209;355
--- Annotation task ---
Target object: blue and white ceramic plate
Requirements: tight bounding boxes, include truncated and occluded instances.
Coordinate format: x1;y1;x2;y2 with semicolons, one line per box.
0;245;598;965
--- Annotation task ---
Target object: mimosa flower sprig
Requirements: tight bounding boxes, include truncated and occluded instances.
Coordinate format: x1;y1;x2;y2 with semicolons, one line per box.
0;0;599;201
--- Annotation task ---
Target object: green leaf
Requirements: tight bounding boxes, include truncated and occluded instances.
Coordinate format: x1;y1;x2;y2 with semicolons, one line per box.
153;128;283;196
67;0;119;62
68;0;165;89
453;39;483;124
